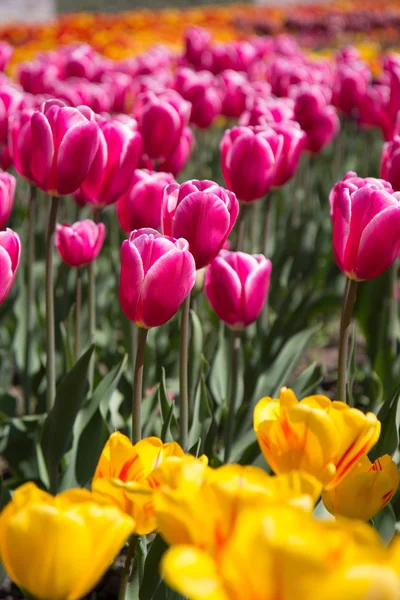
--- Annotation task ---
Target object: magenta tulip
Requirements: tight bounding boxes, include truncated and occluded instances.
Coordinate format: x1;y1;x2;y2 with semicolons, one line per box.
270;121;307;187
219;70;251;119
162;179;239;269
0;171;15;229
0;228;21;305
205;250;272;329
175;68;222;129
117;170;176;233
158;126;194;177
381;137;400;192
55;220;105;268
332;181;400;280
329;171;393;218
220;126;283;203
12;100;102;196
79;118;142;207
0;43;13;72
139;90;191;160
119;228;196;328
332;63;370;116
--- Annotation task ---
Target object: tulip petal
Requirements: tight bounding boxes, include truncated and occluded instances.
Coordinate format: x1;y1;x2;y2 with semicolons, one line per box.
56;120;99;196
119;240;144;323
28;112;54;190
356;204;400;279
204;256;242;328
243;258;272;326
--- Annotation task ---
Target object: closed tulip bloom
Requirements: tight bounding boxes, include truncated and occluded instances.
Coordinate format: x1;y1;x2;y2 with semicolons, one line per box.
79;118;142;207
13;99;102;196
219;70;252;119
332;182;400;280
0;42;13;72
205;251;272;329
329;171;393;218
0;482;134;600
0;171;15;229
119;228;196;328
55;220;106;268
159;126;194;176
92;431;184;535
117;169;176;233
162;180;239;269
332;64;370;116
270;121;307;187
139;90;191;160
291;84;339;153
322;455;400;522
220;126;283;202
381;137;400;192
0;228;21;305
254;387;380;490
175;68;222;129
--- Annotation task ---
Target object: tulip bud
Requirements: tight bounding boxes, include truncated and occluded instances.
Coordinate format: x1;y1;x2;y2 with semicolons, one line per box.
269;121;307;187
331;180;400;280
0;171;15;229
0;482;134;600
332;63;370;116
205;250;272;329
162;180;239;269
12;99;102;196
254;387;380;490
55;220;106;268
219;70;252;119
220;126;283;202
119;228;196;328
0;42;13;72
329;172;393;217
117;169;176;233
0;228;21;305
175;68;222;129
322;455;400;522
381;137;400;192
159;126;194;177
139;90;191;160
79;118;142;207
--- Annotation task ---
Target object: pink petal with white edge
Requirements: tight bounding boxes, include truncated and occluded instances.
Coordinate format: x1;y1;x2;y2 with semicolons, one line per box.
29;112;54;190
0;245;13;304
356;204;400;279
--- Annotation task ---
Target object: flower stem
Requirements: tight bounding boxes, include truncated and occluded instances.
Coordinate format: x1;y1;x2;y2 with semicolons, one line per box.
337;278;358;403
24;184;36;413
390;258;398;355
179;293;191;450
235;205;247;251
74;267;82;363
88;260;96;391
45;195;60;411
132;327;148;444
261;192;271;255
224;329;241;463
118;535;137;600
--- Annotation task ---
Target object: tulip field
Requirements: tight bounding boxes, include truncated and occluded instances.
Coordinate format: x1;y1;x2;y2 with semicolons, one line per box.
3;2;400;599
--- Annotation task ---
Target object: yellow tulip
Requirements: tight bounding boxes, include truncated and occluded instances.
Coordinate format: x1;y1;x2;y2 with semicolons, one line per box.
153;458;322;554
254;387;380;489
162;505;398;600
322;454;399;521
92;431;184;534
0;482;134;600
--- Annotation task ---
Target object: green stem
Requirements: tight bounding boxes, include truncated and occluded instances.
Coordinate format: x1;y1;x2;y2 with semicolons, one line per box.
74;268;82;363
224;330;241;462
261;192;271;255
24;184;36;413
45;195;60;411
390;258;398;355
88;260;96;391
235;205;247;251
118;535;137;600
132;327;148;444
337;278;358;404
179;293;191;450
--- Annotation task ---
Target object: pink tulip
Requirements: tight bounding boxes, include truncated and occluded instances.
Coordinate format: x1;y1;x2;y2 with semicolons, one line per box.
119;228;196;328
0;43;13;72
205;250;272;329
381;137;400;192
175;68;221;129
55;220;106;268
270;121;306;187
162;180;239;269
239;97;295;127
12;100;102;196
139;90;191;160
0;171;15;229
332;181;400;280
219;70;251;118
79;118;142;207
184;26;212;68
117;170;176;233
329;171;393;218
220;125;283;203
0;228;21;305
332;63;370;116
18;60;60;95
158;126;194;177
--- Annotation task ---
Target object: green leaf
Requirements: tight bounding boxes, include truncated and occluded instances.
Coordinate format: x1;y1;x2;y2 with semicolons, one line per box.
41;345;94;493
158;368;178;441
291;363;324;398
369;384;400;462
0;477;11;511
188;371;213;452
61;355;127;490
209;325;230;406
139;535;169;600
188;309;203;404
373;503;396;544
